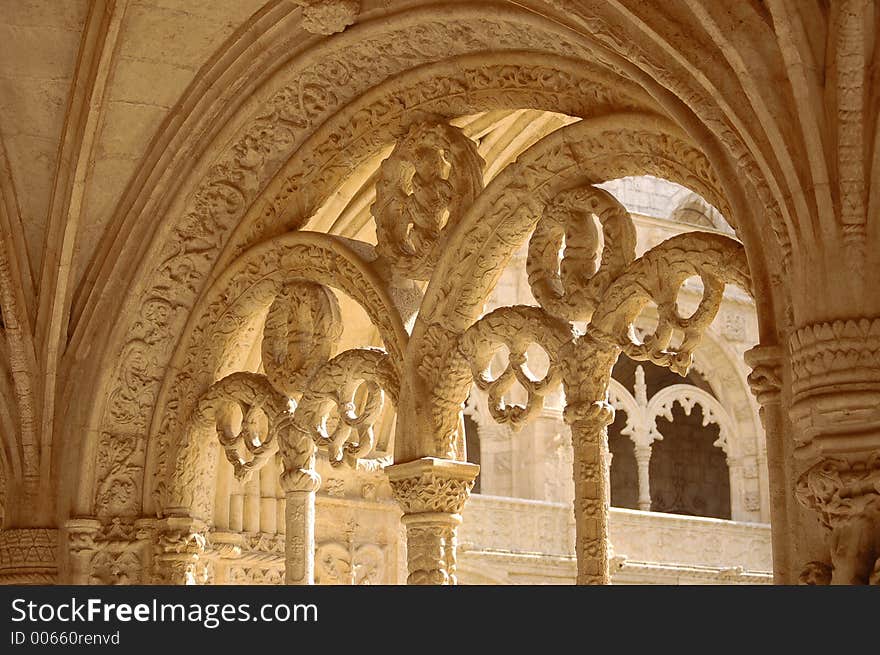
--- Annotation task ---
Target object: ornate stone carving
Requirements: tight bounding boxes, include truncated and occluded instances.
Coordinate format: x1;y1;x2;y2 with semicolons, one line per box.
373;120;484;280
527;185;636;322
798;561;833;585
262;281;342;397
290;348;399;469
159;373;290;518
447;172;748;584
459;306;572;428
90;550;143;585
0;528;58;585
795;455;880;584
314;541;386;585
294;0;360;36
153;517;210;585
590;232;751;375
789;318;880;406
745;345;783;408
387;458;479;585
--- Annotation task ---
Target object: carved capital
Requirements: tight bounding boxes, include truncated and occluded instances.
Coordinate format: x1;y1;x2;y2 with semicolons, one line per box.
744;344;783;407
387;458;478;585
386;458;479;516
789;318;880;454
66;518;102;554
153;517;210;585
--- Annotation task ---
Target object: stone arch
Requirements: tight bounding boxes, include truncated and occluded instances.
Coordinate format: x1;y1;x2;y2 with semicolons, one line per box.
405;113;742;461
140;231;408;520
71;52;661;519
68;2;781;522
646;385;735;457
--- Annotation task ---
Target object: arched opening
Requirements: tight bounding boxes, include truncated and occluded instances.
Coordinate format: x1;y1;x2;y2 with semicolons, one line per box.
651;404;731;519
608;409;638;510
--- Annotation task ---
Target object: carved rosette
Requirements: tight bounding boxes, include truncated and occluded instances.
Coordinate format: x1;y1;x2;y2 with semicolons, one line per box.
795;455;880;584
0;528;58;585
386;458;479;585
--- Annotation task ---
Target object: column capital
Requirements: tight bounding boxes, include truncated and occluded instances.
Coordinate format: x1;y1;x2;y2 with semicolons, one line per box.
65;518;102;554
744;343;783;406
788;317;880;456
153;517;210;585
386;458;479;516
280;468;321;494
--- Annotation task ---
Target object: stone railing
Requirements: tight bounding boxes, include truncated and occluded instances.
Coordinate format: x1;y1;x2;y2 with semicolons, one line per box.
458;495;771;581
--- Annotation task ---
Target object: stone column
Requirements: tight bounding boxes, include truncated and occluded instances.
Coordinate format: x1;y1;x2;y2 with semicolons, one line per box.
280;465;321;585
634;444;653;512
386;457;479;585
788;318;880;585
745;344;789;583
153;516;209;585
561;334;620;585
66;518;102;584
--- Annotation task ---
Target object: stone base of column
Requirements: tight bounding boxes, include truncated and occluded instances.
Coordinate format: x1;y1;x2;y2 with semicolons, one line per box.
0;528;59;585
386;458;479;585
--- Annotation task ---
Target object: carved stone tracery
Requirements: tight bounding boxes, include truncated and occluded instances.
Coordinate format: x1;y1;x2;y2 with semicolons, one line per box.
450;175;750;583
373;120;484;280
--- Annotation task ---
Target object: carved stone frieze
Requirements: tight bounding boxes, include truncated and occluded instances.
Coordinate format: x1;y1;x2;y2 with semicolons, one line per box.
0;528;58;585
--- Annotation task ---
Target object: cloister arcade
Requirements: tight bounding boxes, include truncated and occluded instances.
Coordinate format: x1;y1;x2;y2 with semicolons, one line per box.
1;1;878;586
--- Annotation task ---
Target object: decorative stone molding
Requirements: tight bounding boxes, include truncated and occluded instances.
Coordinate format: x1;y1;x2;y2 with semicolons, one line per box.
788;318;880;456
387;457;479;585
0;528;58;584
294;0;360;35
789;317;880;405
